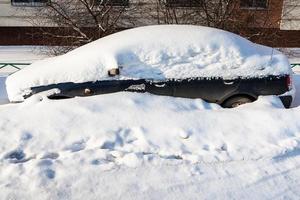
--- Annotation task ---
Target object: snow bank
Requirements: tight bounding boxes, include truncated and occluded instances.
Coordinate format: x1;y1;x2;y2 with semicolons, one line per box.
0;92;299;164
0;46;48;63
284;48;300;64
0;76;8;104
1;72;300;198
0;46;49;76
1;91;300;198
6;25;291;102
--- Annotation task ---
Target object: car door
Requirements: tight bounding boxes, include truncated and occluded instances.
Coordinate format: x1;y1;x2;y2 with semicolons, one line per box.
172;78;241;103
146;80;174;96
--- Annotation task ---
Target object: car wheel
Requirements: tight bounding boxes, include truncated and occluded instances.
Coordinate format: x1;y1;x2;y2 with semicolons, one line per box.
222;96;254;108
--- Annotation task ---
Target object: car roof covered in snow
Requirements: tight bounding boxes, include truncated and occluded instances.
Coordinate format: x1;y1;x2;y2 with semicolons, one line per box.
6;25;291;102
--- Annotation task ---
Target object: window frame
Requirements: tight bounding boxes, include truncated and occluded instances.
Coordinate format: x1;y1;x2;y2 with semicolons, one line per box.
96;0;130;7
240;0;269;10
11;0;50;7
165;0;203;8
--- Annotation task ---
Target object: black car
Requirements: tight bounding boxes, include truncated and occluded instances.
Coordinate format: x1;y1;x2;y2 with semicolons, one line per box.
27;72;293;108
6;25;294;107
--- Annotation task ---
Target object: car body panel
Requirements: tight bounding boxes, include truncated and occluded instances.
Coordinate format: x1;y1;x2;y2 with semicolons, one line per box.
26;75;292;108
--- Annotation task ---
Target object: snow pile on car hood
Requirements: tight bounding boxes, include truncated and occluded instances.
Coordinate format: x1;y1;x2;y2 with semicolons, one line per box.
6;25;291;102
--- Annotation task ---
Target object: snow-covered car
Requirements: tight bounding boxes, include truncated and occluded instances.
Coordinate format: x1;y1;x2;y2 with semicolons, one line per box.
6;25;294;107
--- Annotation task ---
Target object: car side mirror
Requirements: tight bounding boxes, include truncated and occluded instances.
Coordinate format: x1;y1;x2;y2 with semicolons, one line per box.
108;68;120;77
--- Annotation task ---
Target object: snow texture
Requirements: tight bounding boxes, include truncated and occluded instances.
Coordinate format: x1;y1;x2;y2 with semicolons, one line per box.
6;25;291;102
0;46;49;76
0;46;47;63
0;69;300;199
0;33;299;199
286;48;300;63
0;76;8;104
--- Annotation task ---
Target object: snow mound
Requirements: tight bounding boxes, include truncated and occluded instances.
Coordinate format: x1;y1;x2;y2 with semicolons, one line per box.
1;91;300;198
6;25;291;102
0;93;299;165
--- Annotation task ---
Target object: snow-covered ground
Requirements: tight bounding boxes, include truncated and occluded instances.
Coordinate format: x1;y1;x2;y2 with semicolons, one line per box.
0;46;48;76
0;76;8;104
0;46;48;63
286;48;300;64
0;70;299;199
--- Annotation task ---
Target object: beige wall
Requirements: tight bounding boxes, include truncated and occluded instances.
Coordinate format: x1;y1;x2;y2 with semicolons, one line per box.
0;0;36;26
0;0;299;30
0;0;155;27
281;0;300;30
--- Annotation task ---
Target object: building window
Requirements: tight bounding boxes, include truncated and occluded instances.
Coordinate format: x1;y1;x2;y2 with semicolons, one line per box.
11;0;49;7
240;0;268;9
166;0;203;8
98;0;129;7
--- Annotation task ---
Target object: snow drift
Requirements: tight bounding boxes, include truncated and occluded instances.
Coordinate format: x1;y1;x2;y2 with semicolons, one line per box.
0;92;299;165
1;92;300;199
0;64;300;199
6;25;291;102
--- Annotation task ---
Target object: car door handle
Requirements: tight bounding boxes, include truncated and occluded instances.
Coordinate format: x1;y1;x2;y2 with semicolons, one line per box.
223;80;234;85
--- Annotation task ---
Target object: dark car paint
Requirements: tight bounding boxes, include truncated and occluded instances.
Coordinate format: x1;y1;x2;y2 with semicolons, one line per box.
26;75;293;108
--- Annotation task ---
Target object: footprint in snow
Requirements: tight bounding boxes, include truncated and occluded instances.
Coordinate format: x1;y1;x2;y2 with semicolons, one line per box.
100;128;138;150
38;159;56;180
41;152;59;160
4;149;31;163
90;159;109;165
20;132;33;141
64;140;86;152
220;143;228;151
215;143;228;152
38;159;53;167
202;144;210;151
190;165;204;176
160;154;183;160
44;169;56;179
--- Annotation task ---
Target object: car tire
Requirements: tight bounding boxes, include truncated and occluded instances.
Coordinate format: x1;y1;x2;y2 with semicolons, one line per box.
222;96;254;108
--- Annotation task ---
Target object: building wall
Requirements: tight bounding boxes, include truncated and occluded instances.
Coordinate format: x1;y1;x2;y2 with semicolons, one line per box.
281;0;300;30
0;0;299;46
236;0;284;29
0;0;155;27
0;0;294;28
0;0;35;26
